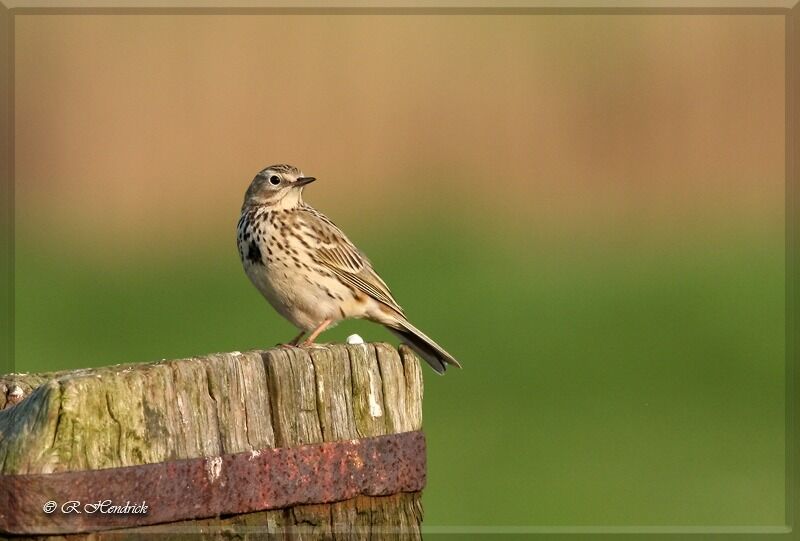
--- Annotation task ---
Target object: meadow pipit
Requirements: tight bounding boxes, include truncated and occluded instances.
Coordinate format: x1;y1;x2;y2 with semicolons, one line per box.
237;164;461;373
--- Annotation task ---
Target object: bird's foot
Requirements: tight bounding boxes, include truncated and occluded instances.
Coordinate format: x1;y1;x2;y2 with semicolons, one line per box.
299;341;330;349
276;331;307;349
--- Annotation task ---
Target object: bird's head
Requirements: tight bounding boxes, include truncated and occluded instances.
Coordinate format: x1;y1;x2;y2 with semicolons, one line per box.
243;164;316;208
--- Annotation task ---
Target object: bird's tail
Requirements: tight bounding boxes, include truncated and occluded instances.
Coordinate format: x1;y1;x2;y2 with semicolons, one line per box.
385;318;462;375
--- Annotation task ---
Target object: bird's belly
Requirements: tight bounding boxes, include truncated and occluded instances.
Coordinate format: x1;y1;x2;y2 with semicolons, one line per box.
244;260;352;331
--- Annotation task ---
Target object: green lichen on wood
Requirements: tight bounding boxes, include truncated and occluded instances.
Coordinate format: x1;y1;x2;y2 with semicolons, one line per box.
0;380;61;474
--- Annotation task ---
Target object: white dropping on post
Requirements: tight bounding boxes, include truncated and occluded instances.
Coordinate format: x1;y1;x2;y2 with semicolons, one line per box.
346;334;365;345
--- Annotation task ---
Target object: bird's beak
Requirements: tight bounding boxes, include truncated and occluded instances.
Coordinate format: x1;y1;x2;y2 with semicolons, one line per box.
295;177;316;187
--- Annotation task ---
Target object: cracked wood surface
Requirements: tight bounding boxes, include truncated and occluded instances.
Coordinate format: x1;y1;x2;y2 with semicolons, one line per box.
0;343;424;539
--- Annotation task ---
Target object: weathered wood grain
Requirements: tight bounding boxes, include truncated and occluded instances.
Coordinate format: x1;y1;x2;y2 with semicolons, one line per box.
0;344;424;539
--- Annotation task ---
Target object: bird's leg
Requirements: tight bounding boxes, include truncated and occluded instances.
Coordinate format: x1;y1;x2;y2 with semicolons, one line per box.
276;330;306;348
289;330;306;346
300;319;333;347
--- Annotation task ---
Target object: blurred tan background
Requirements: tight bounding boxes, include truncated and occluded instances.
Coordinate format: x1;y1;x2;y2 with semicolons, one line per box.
13;13;785;527
15;14;783;249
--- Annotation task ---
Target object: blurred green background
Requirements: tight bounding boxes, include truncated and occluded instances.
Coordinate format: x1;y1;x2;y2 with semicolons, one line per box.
11;13;785;527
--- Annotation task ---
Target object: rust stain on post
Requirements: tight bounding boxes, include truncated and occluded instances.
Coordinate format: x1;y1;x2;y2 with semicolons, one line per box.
0;431;425;535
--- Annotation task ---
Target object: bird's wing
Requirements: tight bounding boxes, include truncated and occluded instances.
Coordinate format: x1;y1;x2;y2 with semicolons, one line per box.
297;206;405;315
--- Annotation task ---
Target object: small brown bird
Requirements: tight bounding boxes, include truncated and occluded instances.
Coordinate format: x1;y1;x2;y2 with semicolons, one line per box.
237;164;461;373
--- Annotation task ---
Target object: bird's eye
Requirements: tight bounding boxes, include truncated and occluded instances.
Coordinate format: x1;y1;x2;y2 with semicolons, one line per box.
269;175;281;186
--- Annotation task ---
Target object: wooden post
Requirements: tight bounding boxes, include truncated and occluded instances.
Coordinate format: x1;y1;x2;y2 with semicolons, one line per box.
0;343;425;539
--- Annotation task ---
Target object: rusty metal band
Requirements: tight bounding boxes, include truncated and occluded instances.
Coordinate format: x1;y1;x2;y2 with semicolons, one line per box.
0;430;426;535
